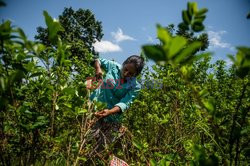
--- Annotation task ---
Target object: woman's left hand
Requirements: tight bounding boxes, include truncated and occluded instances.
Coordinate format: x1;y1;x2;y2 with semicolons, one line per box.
94;109;110;118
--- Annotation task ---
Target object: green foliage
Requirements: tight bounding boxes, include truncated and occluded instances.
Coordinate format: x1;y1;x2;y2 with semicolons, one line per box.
228;47;250;78
181;2;208;32
0;11;99;165
43;11;64;44
121;1;249;165
0;1;249;166
142;24;207;68
35;7;103;59
142;2;209;69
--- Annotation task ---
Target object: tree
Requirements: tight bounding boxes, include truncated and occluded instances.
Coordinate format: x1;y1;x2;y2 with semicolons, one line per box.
35;7;103;60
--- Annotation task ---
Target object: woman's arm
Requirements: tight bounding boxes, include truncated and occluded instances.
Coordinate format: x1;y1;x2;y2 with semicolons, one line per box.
94;106;121;118
94;59;103;80
95;83;140;118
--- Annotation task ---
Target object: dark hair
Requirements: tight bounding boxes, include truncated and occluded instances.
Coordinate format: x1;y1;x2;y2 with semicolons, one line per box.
122;55;145;76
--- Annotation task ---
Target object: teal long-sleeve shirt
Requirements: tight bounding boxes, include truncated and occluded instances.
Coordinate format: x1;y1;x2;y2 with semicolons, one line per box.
90;58;141;123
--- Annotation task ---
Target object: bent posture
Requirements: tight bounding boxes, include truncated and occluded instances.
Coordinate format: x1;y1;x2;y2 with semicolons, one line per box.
88;55;144;157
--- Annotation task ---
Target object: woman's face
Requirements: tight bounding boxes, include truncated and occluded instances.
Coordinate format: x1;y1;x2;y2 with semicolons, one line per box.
121;63;137;78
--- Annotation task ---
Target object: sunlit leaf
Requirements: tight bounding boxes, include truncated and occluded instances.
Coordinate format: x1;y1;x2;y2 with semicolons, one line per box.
174;41;201;64
157;25;171;45
168;36;187;58
199;89;209;98
43;10;64;43
132;140;143;150
30;72;43;78
196;8;208;16
149;159;157;166
0;77;6;92
192;2;198;14
187;2;193;17
202;98;215;112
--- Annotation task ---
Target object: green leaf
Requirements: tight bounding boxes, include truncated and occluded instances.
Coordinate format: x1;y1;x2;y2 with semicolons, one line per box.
199;89;209;98
241;126;250;136
182;10;191;25
77;108;87;115
31;120;47;130
192;22;205;32
159;158;170;166
63;87;75;96
24;110;33;115
0;20;12;40
149;159;157;166
178;22;189;31
33;43;46;55
64;103;72;108
174;41;201;64
142;45;166;64
30;72;43;78
192;2;198;14
180;65;188;76
202;98;215;112
187;2;193;17
0;77;6;92
23;61;35;71
43;10;64;43
168;36;187;58
17;28;27;42
78;157;87;162
196;8;208;16
9;70;25;85
194;15;206;23
230;47;250;78
132;140;143;150
157;25;171;45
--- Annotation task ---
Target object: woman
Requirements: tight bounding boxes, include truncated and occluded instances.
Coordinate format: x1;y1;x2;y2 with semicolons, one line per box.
88;55;144;157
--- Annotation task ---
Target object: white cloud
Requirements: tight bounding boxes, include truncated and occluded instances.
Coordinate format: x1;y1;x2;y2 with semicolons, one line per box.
111;28;135;43
93;40;122;53
208;30;232;49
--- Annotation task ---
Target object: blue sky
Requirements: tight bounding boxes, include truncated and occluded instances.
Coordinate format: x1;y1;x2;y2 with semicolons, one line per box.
1;0;250;66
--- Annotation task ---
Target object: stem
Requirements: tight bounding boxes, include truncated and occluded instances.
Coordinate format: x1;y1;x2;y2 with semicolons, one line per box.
73;100;97;166
66;136;72;166
229;81;247;166
51;91;57;136
235;100;250;165
234;137;240;166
